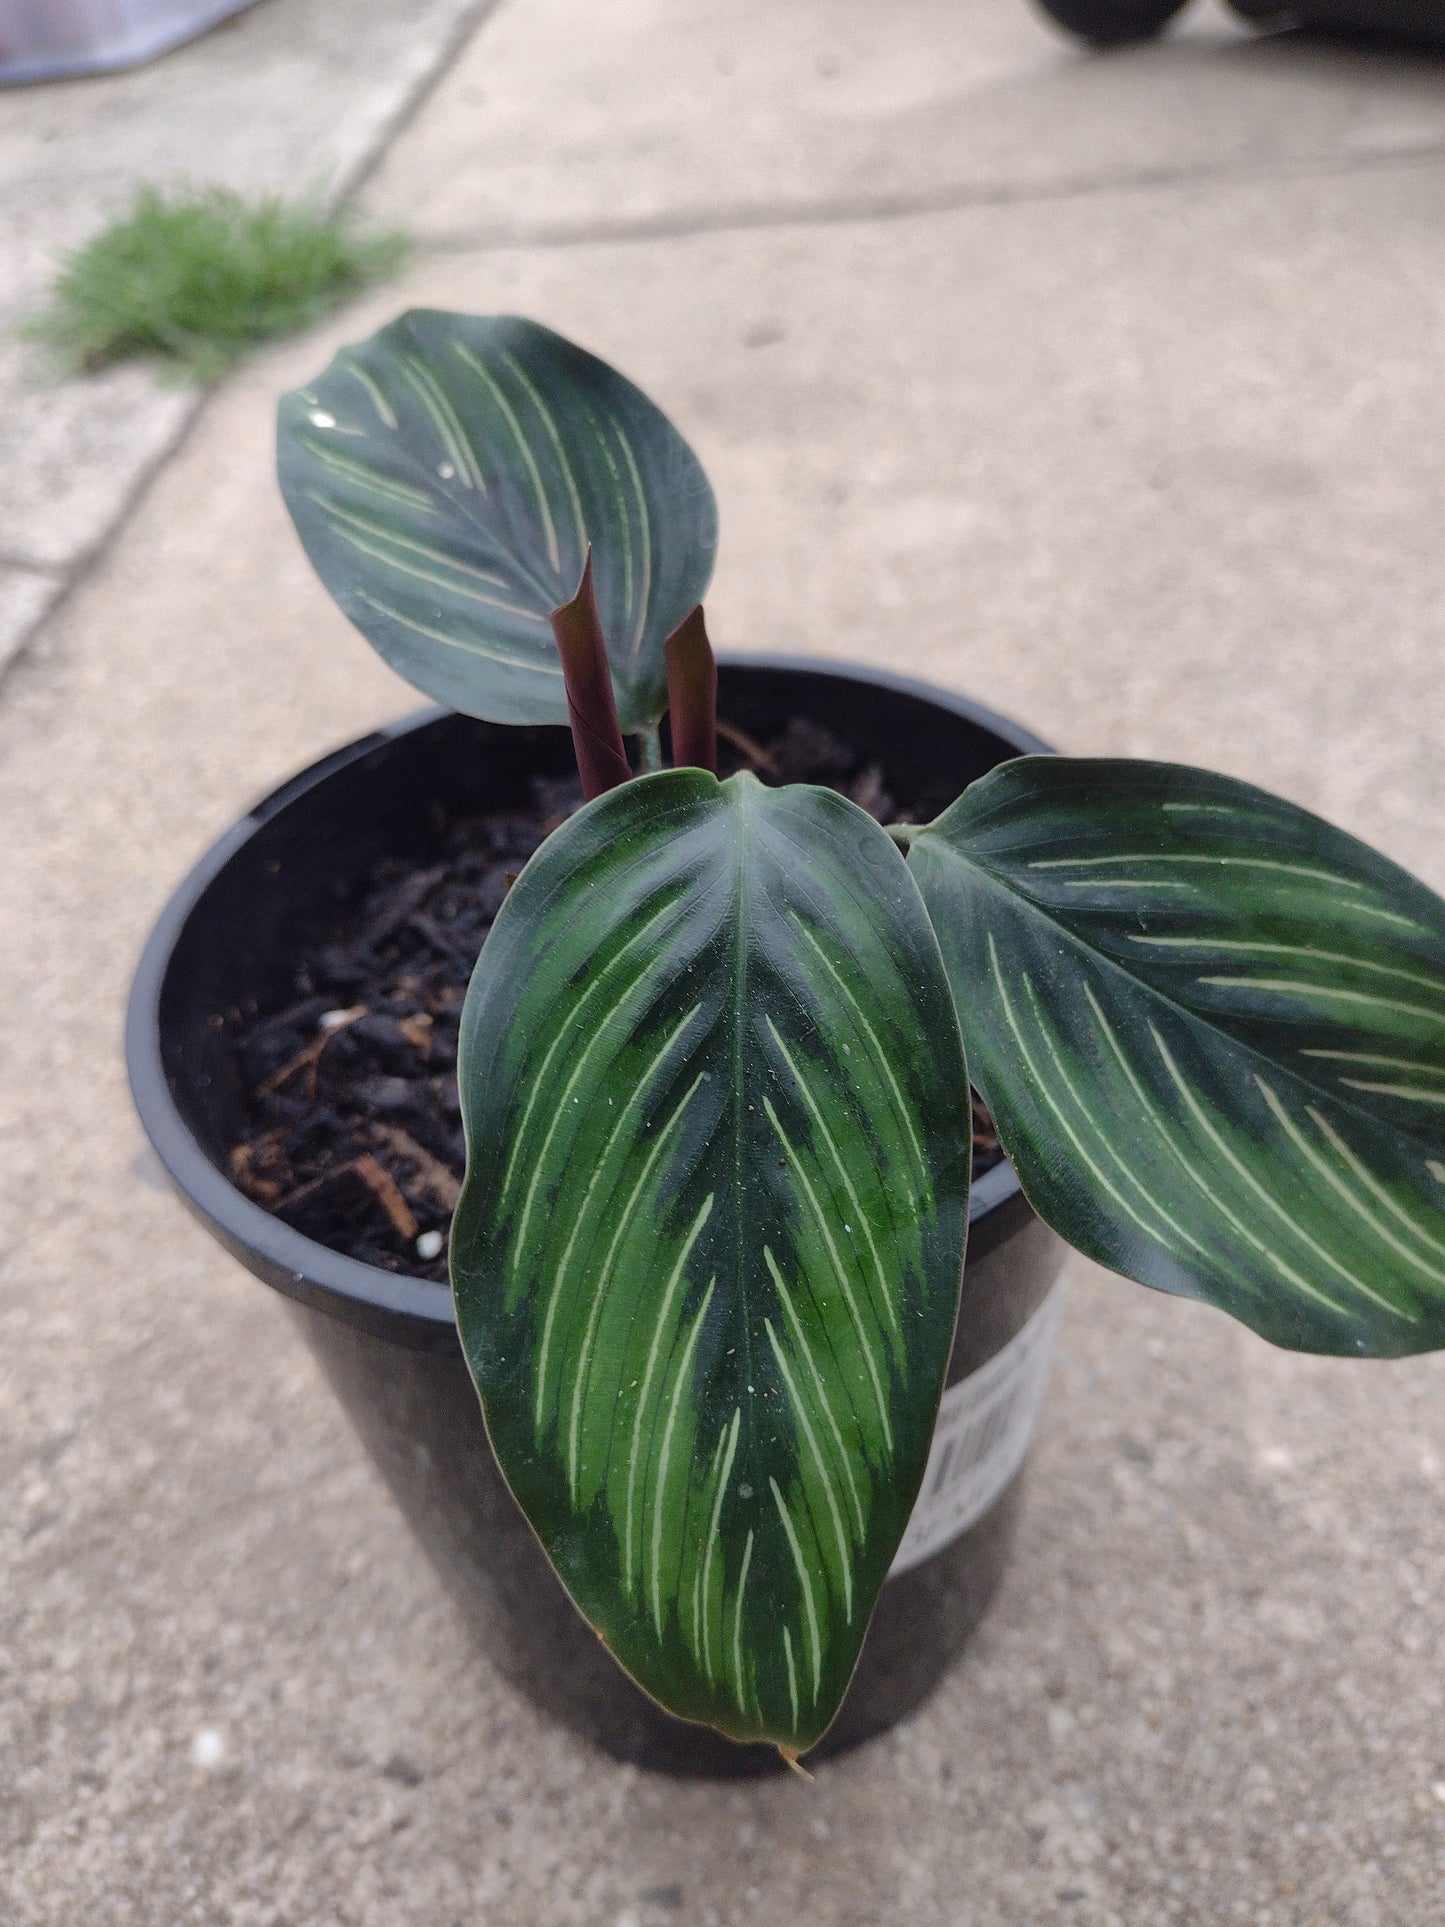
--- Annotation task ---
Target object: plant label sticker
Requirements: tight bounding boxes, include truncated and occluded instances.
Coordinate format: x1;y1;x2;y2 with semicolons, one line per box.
889;1284;1062;1577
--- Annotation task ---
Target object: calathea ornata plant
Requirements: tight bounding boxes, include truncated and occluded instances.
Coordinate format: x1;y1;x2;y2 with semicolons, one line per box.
279;311;1445;1763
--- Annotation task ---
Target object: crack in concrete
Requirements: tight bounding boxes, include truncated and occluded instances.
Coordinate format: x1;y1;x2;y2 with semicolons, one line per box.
0;0;506;698
7;0;1444;700
414;137;1445;257
0;395;207;689
325;0;506;210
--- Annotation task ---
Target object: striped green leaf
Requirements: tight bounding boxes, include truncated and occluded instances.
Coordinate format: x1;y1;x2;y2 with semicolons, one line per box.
450;772;970;1752
909;758;1445;1358
277;311;717;731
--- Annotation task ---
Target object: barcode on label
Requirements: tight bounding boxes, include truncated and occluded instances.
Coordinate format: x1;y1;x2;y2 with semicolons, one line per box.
888;1284;1062;1577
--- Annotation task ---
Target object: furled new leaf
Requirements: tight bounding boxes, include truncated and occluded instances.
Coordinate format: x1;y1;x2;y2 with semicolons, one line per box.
277;311;717;730
909;758;1445;1357
451;772;970;1751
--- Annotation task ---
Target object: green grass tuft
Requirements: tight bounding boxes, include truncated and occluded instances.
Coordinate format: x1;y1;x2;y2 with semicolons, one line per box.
27;186;409;381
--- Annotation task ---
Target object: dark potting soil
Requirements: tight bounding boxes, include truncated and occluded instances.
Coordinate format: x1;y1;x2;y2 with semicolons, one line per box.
227;715;1004;1282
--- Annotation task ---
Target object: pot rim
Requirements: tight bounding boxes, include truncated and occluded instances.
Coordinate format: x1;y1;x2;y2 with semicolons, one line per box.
126;653;1052;1339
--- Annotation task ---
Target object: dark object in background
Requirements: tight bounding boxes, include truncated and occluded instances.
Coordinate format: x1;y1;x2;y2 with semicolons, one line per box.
0;0;256;84
1233;0;1445;35
1034;0;1445;47
1031;0;1190;44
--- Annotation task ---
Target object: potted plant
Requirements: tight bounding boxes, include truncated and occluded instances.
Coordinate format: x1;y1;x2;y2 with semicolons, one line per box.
130;310;1445;1775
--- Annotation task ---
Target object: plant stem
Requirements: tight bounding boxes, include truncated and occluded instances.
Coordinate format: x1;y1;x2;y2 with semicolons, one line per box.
549;551;631;800
886;824;914;852
637;724;664;772
663;605;718;774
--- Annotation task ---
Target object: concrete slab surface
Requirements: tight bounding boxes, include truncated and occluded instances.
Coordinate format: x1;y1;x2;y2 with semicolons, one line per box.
363;0;1445;243
0;0;492;610
4;1;1445;1922
0;358;196;577
0;562;62;674
361;165;1445;891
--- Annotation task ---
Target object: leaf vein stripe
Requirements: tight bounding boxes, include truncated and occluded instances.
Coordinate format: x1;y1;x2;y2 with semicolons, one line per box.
1341;1080;1445;1104
1302;1049;1445;1076
1154;1071;1400;1315
555;1067;704;1480
765;1250;867;1536
529;1013;702;1440
925;840;1445;1146
1306;1103;1445;1271
1196;978;1445;1028
298;438;437;510
765;1016;899;1337
330;521;539;619
787;913;928;1177
578;397;635;628
449;343;558;570
650;1277;717;1632
762;1096;894;1451
1253;1081;1437;1300
770;1478;821;1699
354;592;559;675
612;421;652;655
624;1195;716;1587
731;1528;755;1716
1145;1028;1355;1317
765;1314;854;1622
313;496;511;587
701;1408;741;1687
1065;980;1218;1267
1128;935;1445;1000
502;351;591;576
1048;978;1225;1264
985;935;1189;1260
691;1425;728;1674
504;902;690;1247
399;357;484;491
1028;853;1366;888
338;359;398;430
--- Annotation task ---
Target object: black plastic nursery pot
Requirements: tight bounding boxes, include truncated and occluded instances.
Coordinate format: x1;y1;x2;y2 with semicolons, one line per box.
127;656;1068;1777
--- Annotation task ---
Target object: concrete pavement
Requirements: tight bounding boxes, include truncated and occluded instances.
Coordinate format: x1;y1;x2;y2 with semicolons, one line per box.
3;2;1445;1922
0;0;497;673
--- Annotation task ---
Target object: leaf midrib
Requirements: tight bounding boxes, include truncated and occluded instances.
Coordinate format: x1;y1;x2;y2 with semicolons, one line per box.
727;778;760;1425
